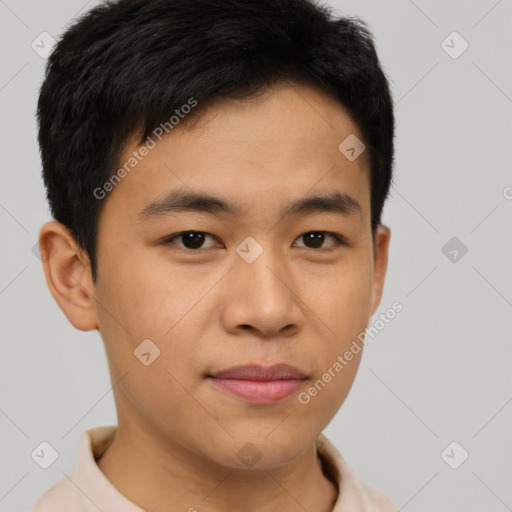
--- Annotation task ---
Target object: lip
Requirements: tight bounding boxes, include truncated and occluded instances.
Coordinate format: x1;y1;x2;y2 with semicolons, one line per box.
207;364;307;404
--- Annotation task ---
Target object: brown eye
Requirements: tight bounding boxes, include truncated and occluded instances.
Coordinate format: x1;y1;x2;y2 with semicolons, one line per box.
165;231;218;250
294;231;346;250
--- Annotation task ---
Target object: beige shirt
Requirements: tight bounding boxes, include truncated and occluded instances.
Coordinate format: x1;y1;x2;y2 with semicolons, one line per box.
30;425;399;512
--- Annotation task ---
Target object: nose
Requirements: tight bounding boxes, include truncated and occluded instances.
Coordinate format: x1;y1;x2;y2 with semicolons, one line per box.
220;248;304;339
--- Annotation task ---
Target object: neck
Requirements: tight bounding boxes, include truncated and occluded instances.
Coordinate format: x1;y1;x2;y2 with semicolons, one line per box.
97;420;338;512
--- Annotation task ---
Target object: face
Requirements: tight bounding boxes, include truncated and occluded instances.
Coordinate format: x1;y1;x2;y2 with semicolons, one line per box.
44;82;390;470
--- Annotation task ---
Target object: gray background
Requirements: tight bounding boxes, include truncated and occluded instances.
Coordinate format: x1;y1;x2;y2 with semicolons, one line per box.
1;0;511;510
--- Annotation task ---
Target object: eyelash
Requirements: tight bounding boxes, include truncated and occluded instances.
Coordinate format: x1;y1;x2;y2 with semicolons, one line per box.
162;231;348;253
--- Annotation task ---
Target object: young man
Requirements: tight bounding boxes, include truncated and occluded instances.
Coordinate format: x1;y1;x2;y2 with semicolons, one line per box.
32;0;397;510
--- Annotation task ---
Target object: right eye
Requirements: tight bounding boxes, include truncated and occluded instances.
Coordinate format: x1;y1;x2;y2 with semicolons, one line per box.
162;231;220;251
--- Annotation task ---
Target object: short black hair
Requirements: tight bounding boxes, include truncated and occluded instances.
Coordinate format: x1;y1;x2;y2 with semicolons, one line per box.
37;0;395;282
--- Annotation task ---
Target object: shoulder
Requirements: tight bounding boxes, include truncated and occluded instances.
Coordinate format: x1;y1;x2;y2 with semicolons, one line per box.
30;474;84;512
316;433;400;512
361;482;400;512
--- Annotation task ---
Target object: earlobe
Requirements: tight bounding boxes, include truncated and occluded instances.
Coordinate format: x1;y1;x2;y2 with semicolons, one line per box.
369;225;391;317
38;221;98;331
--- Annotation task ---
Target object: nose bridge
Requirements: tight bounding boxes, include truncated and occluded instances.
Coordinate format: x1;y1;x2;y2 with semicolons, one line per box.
238;239;290;308
222;236;302;336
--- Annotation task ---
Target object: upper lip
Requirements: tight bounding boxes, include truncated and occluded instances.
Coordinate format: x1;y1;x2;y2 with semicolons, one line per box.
208;363;307;381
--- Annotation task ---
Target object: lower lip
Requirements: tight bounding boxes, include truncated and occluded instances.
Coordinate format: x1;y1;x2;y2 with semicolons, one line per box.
209;378;305;404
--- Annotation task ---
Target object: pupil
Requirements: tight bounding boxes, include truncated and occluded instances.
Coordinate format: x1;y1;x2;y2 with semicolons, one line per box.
183;232;204;249
305;232;324;248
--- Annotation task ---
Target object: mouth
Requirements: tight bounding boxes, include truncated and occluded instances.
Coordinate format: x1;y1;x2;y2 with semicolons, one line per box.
207;363;308;404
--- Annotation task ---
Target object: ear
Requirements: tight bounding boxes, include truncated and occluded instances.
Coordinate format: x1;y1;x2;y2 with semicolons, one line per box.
369;225;391;318
38;221;98;331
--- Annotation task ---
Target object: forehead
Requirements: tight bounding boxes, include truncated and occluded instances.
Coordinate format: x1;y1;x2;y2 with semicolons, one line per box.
100;82;371;227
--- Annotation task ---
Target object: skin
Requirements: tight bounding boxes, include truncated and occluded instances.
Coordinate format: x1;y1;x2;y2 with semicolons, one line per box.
39;81;390;512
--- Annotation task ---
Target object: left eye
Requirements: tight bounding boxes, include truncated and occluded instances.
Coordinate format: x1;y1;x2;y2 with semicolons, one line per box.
164;231;346;251
293;231;346;250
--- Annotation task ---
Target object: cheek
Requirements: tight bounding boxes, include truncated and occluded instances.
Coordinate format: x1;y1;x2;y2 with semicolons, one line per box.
299;273;370;418
97;249;201;339
95;270;208;424
332;280;372;340
301;258;372;409
114;355;213;455
95;257;210;382
305;257;373;338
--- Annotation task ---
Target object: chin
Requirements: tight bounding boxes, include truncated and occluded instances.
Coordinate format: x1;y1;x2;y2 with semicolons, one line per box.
207;431;313;471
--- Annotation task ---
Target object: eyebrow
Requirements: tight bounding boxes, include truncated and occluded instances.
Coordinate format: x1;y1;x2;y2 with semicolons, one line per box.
138;187;362;222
